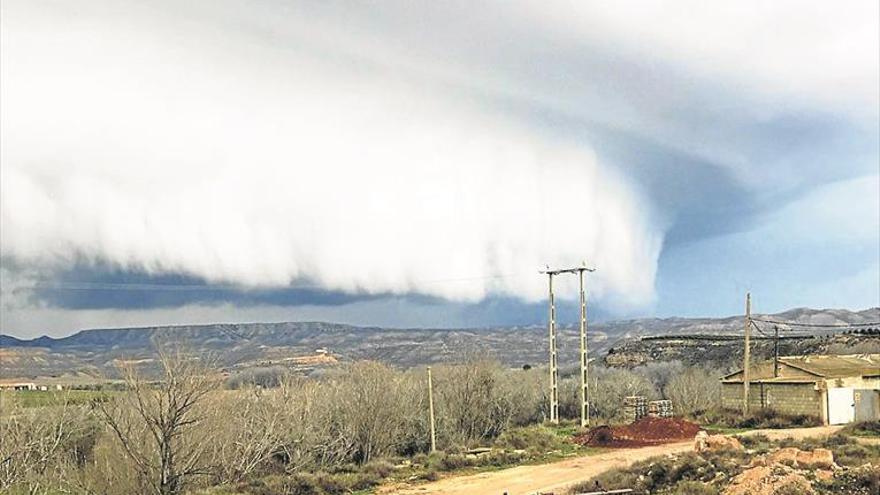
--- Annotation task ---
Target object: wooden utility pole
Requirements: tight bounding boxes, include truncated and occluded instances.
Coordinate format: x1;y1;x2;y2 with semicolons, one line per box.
427;366;436;452
742;292;751;413
774;325;780;378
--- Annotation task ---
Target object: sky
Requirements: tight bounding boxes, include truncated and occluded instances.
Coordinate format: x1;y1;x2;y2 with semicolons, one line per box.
1;0;878;338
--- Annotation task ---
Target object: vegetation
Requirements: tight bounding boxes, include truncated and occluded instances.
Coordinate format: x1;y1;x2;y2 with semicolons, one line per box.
3;354;603;494
696;407;822;430
569;432;880;495
839;420;880;438
5;352;861;495
568;448;748;494
0;389;110;408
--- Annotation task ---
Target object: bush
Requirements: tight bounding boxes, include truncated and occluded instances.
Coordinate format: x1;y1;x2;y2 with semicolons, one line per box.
818;465;880;495
494;425;563;453
663;367;721;415
840;420;880;437
670;480;720;495
568;449;750;494
240;470;383;495
586;366;658;422
697;407;821;429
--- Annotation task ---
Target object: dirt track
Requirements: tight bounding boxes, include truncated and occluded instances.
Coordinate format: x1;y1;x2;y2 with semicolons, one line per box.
380;425;844;495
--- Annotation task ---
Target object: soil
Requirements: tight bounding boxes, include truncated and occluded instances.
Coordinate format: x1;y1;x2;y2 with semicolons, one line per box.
380;425;844;495
575;416;702;447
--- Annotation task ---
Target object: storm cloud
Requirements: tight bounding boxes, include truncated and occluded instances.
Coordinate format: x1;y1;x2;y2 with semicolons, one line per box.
1;1;877;337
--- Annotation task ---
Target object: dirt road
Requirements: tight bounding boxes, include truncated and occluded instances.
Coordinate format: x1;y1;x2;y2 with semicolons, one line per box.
380;425;844;495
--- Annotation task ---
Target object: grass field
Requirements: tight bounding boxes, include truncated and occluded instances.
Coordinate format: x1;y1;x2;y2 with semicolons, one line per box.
0;389;111;409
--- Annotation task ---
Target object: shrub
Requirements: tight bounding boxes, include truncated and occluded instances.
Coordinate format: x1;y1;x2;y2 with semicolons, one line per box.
840;420;880;437
670;480;720;495
494;425;563;453
819;465;880;495
697;407;820;429
664;367;722;415
361;459;395;479
568;449;750;494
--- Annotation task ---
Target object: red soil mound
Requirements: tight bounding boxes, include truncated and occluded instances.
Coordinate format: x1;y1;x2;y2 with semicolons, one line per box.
575;417;702;448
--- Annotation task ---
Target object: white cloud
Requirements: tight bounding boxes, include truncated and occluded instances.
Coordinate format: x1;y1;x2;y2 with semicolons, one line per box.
523;1;879;118
0;0;662;307
2;0;876;331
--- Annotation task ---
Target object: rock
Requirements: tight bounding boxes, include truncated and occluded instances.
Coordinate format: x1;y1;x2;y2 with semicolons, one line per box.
694;431;744;453
766;447;837;470
815;469;834;482
800;448;835;470
723;465;814;495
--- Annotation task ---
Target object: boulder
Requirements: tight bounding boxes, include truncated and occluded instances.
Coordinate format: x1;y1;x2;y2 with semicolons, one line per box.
766;447;836;470
694;431;744;453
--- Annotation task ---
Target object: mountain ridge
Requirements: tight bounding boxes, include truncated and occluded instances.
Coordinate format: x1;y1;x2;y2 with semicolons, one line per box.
1;307;877;381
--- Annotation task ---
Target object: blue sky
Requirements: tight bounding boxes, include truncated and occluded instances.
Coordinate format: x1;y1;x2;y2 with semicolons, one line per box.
1;1;878;338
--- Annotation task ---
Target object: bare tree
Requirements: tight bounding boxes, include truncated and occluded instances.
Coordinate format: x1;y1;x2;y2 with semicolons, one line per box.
588;366;657;421
0;393;93;494
664;366;721;415
332;361;406;463
95;349;219;495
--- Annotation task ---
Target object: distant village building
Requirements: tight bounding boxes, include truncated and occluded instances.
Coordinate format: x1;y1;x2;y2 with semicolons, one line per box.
721;354;880;425
0;382;38;391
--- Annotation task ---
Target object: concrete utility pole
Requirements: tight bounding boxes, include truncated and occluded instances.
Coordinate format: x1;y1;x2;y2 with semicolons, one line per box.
540;263;595;426
547;272;559;423
427;367;436;452
577;267;594;428
742;292;751;413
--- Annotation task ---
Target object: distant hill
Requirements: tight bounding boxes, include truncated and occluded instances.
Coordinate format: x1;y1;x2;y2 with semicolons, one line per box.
1;307;878;381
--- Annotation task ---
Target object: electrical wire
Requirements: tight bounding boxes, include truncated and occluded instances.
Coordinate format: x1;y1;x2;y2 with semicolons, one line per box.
750;317;880;328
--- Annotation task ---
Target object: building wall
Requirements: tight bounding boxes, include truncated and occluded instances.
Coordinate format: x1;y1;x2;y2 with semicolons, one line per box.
721;382;823;418
826;376;880;389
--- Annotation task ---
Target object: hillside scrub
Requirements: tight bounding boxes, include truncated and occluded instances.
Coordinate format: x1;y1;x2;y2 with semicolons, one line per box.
0;356;800;494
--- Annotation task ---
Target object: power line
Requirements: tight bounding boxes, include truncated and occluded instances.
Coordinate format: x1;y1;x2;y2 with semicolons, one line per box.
750;318;880;328
749;320;770;337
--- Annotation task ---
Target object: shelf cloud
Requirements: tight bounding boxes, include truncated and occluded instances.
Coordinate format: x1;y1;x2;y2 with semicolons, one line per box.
1;0;663;306
1;0;877;337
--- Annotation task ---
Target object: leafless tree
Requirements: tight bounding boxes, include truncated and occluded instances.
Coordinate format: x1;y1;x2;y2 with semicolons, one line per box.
588;366;657;421
0;393;93;494
432;359;518;447
331;361;407;463
664;366;721;415
95;349;219;495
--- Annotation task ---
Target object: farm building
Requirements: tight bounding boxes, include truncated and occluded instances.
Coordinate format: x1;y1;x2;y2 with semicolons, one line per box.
721;354;880;425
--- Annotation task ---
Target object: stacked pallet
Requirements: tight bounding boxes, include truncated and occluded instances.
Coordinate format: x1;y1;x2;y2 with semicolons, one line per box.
648;400;674;418
623;395;648;423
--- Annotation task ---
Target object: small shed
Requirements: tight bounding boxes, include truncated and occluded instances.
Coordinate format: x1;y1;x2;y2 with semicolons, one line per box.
721;354;880;425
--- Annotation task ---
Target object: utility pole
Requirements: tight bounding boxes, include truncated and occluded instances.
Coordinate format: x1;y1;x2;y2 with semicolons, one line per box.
540;263;595;426
427;366;436;452
547;272;559;424
774;325;780;378
743;292;751;414
577;266;594;428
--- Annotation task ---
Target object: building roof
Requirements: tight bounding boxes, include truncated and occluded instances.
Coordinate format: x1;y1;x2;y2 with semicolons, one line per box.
722;353;880;383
